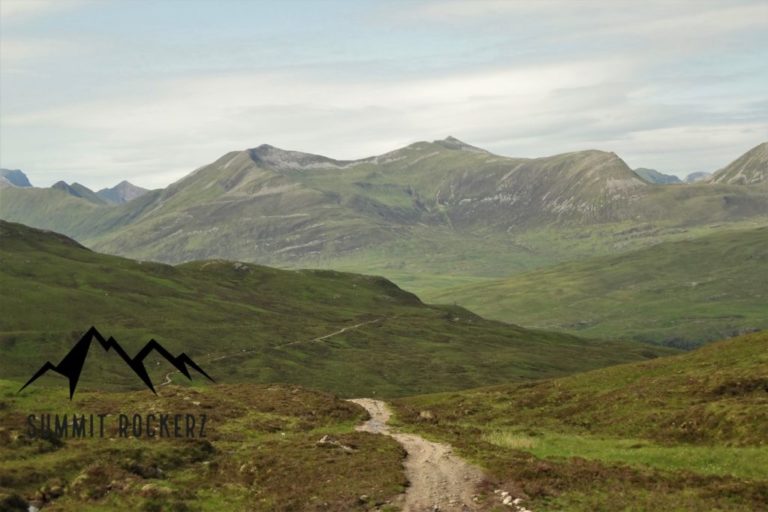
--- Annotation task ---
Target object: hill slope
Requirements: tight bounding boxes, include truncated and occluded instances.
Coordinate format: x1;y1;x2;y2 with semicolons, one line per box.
397;330;768;445
711;142;768;185
429;226;768;346
0;220;672;397
394;331;768;510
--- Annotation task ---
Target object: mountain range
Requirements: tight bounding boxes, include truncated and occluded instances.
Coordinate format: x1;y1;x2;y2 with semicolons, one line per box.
51;179;150;205
1;139;766;349
0;172;148;204
1;139;766;273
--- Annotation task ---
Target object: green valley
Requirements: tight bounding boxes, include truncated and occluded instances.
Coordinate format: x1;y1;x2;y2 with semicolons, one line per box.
428;225;768;347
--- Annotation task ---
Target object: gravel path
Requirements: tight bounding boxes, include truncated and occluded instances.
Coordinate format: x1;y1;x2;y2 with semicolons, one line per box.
349;398;485;512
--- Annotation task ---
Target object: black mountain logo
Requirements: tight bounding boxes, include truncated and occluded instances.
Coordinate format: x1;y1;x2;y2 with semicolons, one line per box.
19;327;214;399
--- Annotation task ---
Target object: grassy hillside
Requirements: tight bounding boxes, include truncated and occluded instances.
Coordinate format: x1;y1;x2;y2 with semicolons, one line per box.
393;331;768;511
430;226;768;347
0;186;162;240
0;220;672;397
0;381;406;511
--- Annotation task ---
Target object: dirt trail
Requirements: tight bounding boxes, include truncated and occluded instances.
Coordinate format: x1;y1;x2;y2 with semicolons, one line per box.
159;318;384;387
277;318;383;348
349;398;484;512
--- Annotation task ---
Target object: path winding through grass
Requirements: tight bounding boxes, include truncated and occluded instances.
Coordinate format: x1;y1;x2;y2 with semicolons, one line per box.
349;398;485;512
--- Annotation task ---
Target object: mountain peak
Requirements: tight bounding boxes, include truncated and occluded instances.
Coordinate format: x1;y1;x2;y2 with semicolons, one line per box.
685;171;711;183
0;168;32;188
252;143;276;153
433;136;488;153
51;181;105;204
710;141;768;185
97;180;149;204
247;144;352;170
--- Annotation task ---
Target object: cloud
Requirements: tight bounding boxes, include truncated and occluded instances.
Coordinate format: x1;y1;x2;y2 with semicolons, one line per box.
403;0;768;57
1;1;87;71
0;0;765;187
408;0;766;30
0;0;86;20
0;38;79;67
1;59;634;186
4;55;762;186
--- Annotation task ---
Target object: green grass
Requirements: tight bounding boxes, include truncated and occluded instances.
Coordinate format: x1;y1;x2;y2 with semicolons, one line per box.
483;430;768;479
0;220;673;398
429;225;768;347
391;331;768;511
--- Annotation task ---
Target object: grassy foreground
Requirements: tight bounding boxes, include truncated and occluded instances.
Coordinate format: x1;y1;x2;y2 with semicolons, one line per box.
0;380;406;511
392;331;768;511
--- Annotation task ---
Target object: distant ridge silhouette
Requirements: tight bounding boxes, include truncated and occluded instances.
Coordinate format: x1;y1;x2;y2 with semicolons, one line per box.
19;327;214;399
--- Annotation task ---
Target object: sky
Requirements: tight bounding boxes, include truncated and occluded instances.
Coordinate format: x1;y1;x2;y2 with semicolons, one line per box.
1;0;767;189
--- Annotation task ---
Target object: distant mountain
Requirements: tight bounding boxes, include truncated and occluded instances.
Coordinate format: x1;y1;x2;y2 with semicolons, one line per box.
97;180;149;204
51;181;105;204
633;167;682;184
84;140;768;264
0;169;31;188
684;171;711;183
2;139;768;284
710;142;768;185
0;220;671;396
85;140;650;263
